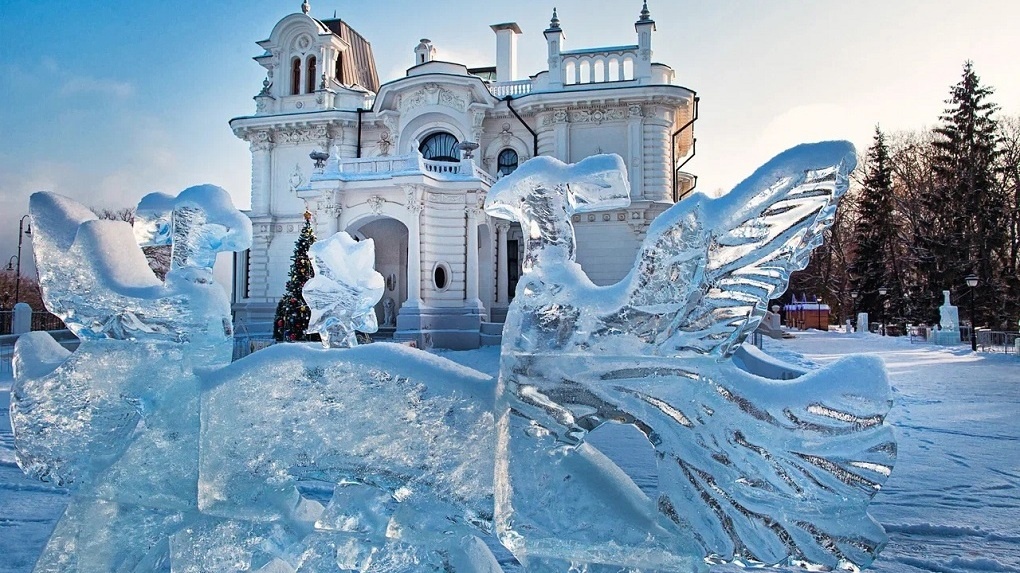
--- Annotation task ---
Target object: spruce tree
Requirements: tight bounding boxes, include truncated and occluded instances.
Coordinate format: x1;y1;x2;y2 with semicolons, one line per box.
851;126;902;327
922;61;1003;326
274;211;316;341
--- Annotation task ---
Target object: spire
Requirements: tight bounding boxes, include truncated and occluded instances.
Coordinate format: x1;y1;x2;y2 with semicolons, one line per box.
301;0;310;15
548;7;560;31
639;1;652;21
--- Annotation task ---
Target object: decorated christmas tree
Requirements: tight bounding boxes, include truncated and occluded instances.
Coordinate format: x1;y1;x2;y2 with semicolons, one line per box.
273;211;316;341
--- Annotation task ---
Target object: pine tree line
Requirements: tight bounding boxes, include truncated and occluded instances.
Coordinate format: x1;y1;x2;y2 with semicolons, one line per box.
787;62;1020;331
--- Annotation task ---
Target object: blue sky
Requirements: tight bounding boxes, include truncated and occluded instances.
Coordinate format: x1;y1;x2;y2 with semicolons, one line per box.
2;0;1019;281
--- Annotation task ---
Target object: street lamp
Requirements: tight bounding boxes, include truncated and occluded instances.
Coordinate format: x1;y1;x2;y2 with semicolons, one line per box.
878;286;888;335
965;273;978;351
850;290;859;332
14;215;31;304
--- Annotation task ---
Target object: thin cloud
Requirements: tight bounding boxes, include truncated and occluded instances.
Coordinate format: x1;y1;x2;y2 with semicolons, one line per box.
59;76;135;99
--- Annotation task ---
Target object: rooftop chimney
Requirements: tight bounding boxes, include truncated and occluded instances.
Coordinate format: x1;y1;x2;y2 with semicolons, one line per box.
414;39;436;66
490;23;522;83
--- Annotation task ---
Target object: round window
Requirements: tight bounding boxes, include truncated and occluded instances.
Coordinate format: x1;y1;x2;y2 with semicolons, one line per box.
433;263;449;290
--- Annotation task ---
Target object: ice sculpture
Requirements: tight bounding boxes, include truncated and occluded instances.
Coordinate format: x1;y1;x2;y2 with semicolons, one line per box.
10;142;895;573
12;189;508;571
486;144;897;571
29;185;250;357
303;231;385;348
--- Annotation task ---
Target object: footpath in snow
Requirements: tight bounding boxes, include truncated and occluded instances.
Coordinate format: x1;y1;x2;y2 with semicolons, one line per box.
1;332;1019;572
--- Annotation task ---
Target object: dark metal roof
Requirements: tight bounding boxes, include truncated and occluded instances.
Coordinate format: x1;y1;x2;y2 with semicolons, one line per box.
320;18;380;93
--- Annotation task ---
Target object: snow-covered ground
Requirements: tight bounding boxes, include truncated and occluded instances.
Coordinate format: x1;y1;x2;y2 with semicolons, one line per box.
1;332;1018;572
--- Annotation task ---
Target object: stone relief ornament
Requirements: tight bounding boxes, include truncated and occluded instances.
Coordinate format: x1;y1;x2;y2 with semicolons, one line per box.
366;195;385;215
377;130;393;156
289;164;304;193
403;184;423;213
571;107;627;124
248;129;274;152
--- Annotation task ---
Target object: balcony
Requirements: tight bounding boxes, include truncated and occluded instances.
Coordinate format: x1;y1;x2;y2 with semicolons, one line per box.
309;152;495;187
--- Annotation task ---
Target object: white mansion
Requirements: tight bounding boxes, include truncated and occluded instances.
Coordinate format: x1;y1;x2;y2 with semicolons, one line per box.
229;1;697;348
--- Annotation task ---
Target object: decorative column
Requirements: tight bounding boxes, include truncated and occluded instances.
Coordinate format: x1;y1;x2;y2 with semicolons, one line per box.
627;104;644;200
465;205;482;309
495;222;510;306
405;190;424;308
249;130;274;215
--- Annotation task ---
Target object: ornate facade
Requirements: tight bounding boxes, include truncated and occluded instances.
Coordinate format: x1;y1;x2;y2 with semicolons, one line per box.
230;2;697;348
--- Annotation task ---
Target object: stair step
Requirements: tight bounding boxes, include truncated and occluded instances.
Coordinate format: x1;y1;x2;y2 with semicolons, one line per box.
480;322;505;335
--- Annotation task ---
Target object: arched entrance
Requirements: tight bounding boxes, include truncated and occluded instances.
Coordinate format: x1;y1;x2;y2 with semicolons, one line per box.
346;217;409;329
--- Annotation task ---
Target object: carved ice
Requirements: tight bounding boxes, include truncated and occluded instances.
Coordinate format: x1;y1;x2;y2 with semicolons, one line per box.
10;142;895;573
29;185;250;357
486;144;896;571
303;231;385;348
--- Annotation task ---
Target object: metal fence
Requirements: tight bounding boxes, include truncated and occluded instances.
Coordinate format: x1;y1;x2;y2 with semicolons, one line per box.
1;310;64;335
976;330;1020;354
0;339;12;377
233;336;276;361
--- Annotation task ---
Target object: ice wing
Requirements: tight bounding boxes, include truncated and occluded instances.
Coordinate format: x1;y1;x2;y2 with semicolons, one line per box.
604;141;856;357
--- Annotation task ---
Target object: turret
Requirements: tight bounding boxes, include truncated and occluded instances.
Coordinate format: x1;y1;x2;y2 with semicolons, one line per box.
544;8;564;89
634;1;655;83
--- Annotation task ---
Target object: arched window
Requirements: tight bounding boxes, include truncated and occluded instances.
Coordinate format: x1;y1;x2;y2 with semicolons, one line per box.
497;149;519;177
335;52;344;83
291;58;301;95
419;132;459;162
306;55;317;93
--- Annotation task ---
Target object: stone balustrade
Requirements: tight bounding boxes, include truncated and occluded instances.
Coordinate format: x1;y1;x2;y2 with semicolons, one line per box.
311;152;495;185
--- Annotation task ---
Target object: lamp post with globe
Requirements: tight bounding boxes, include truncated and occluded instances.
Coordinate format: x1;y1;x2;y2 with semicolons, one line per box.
851;290;859;332
878;286;888;335
965;274;978;351
9;215;32;304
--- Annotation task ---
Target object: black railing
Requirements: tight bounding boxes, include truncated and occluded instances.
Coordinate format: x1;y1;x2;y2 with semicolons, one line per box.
976;330;1020;354
1;310;64;335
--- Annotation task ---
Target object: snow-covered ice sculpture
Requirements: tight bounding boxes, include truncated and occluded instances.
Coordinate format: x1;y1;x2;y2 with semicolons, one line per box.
302;231;385;348
486;143;897;571
11;186;252;571
12;188;507;571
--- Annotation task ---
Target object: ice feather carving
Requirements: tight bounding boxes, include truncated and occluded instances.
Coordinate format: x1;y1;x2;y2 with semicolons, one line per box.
615;142;855;356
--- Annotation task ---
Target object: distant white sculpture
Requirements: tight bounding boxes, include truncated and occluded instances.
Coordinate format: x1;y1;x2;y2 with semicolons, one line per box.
939;290;960;331
858;312;870;334
383;296;396;327
934;290;963;346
